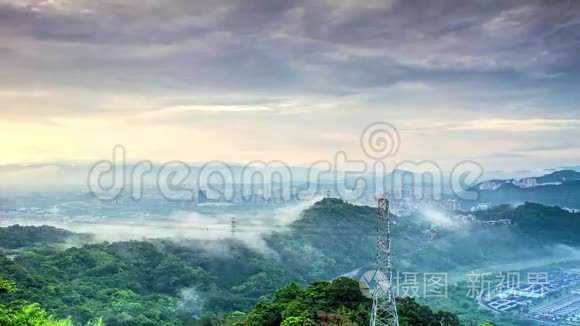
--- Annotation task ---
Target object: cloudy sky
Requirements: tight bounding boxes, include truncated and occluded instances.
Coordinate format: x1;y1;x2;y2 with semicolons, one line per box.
1;0;579;174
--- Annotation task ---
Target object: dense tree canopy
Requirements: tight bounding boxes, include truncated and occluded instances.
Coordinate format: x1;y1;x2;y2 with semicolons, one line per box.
1;198;561;325
198;278;462;326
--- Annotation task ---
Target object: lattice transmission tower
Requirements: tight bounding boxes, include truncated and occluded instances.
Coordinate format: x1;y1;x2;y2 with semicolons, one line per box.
370;195;399;326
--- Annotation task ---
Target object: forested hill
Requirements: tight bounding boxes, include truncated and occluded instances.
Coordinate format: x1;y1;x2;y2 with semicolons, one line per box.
290;197;429;242
267;197;425;278
294;197;376;230
1;273;472;326
1;198;578;325
0;224;473;326
199;277;464;325
473;202;580;245
0;225;92;249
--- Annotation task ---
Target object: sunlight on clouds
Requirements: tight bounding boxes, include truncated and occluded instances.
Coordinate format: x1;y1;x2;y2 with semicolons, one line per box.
0;89;53;98
451;119;580;132
0;116;292;164
140;104;272;118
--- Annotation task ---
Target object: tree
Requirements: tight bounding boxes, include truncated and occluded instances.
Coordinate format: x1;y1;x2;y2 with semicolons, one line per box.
280;316;315;326
0;278;15;295
0;278;97;326
0;302;74;326
435;311;461;326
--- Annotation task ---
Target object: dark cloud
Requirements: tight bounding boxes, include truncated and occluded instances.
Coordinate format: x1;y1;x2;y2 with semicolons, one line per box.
1;0;578;71
0;0;579;122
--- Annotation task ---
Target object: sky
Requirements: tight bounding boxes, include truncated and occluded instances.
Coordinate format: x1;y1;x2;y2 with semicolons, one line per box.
0;0;579;175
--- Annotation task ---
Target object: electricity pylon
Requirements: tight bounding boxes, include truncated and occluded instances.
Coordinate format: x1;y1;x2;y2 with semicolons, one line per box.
370;195;399;326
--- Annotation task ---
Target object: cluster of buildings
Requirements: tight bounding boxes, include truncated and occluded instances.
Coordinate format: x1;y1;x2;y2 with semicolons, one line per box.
421;214;511;239
470;203;494;211
455;214;511;226
480;272;580;325
526;295;580;325
388;197;461;215
477;177;539;191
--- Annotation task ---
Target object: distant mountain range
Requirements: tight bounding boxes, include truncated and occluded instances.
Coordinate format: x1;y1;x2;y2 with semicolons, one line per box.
474;169;580;191
463;170;580;209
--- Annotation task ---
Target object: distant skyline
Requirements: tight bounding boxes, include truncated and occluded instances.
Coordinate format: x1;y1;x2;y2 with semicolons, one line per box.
1;0;579;173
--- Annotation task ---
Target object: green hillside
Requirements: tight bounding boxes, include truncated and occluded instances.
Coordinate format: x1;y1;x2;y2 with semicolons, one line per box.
1;199;579;325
